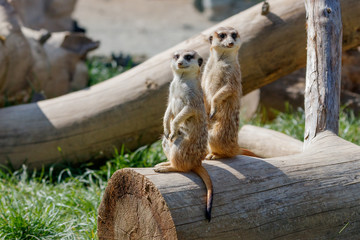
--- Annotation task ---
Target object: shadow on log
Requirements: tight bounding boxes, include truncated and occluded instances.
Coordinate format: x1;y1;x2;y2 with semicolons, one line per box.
1;0;360;168
98;131;360;239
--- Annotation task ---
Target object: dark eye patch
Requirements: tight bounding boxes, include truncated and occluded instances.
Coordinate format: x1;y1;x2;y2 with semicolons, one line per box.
219;33;226;39
231;32;237;40
184;54;193;61
174;54;180;60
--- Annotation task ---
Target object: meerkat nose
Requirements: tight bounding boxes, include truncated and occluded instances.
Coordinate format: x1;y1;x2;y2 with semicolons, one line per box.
228;42;234;47
178;62;183;66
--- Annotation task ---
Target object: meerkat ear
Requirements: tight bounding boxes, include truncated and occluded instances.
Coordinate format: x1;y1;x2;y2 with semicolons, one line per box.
198;58;203;67
208;35;213;44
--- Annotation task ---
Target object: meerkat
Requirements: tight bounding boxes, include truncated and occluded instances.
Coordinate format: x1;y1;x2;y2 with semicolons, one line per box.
202;26;254;160
154;49;213;221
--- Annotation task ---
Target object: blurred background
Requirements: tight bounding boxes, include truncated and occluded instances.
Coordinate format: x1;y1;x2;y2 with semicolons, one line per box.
1;0;265;106
2;0;359;118
72;0;262;57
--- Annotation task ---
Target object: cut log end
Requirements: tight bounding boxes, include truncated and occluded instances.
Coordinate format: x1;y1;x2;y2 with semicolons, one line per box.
97;169;177;240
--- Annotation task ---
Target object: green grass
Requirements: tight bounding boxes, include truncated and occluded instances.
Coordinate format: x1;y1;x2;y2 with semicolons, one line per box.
242;104;306;141
0;166;103;239
244;104;360;145
0;141;165;239
86;56;135;86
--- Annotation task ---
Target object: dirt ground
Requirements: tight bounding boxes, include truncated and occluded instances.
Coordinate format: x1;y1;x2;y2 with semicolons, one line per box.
73;0;214;57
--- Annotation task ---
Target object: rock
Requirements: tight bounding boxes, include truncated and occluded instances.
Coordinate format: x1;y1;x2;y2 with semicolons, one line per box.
10;0;77;32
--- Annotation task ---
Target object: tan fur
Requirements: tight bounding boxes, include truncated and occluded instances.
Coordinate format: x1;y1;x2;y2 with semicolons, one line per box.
154;49;213;221
202;26;244;160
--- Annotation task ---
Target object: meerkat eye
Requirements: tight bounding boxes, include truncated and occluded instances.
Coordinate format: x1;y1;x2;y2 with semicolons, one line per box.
184;54;193;61
219;33;226;39
231;33;237;40
174;54;180;60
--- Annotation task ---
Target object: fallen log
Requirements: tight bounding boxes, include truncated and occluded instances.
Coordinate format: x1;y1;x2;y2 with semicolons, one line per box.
1;0;360;168
238;125;302;158
97;131;360;239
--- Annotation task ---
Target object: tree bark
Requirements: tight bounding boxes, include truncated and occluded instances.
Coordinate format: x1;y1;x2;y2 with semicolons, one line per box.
98;131;360;239
1;0;360;168
304;0;343;148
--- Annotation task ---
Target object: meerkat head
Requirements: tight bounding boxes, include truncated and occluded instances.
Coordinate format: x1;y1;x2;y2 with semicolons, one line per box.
208;26;240;51
171;49;203;76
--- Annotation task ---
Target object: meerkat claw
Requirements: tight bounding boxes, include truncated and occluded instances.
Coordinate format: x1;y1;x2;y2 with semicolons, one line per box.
205;153;221;160
209;111;215;119
154;167;169;173
205;154;213;160
154;167;160;172
155;162;170;168
169;132;176;141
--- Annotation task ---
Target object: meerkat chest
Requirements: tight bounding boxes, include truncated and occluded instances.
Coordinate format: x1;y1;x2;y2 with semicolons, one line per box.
204;62;232;95
169;81;194;114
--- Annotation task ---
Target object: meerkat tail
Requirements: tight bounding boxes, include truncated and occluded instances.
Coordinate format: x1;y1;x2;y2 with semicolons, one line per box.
193;165;213;222
238;147;258;157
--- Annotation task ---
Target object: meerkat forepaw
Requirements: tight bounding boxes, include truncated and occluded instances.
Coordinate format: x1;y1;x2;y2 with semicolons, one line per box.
205;153;221;160
169;132;177;141
205;154;213;160
155;162;170;168
154;166;168;173
164;128;170;139
209;108;217;119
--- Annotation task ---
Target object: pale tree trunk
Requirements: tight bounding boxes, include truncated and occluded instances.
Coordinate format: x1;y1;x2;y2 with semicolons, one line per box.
304;0;342;149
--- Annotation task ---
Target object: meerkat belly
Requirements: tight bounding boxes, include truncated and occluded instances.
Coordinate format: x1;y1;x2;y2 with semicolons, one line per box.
205;67;229;98
174;124;208;169
209;97;240;139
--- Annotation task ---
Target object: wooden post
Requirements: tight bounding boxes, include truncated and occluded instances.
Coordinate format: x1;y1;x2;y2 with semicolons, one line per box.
304;0;342;149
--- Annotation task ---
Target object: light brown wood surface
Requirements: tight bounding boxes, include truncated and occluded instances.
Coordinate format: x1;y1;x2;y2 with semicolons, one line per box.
98;131;360;239
238;125;303;158
1;0;360;168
